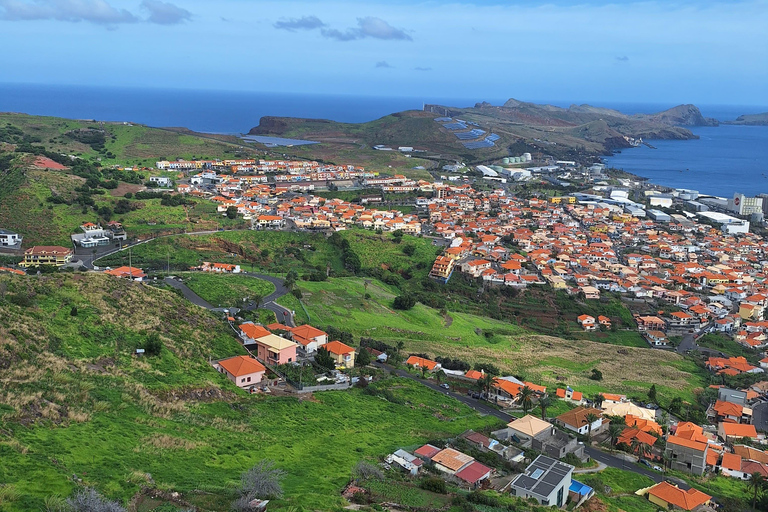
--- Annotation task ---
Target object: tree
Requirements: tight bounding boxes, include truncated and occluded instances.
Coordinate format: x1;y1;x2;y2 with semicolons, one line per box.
352;461;383;482
582;413;600;442
251;293;263;310
355;347;371;367
233;460;285;511
342;250;361;273
435;368;446;384
648;384;658;403
608;423;624;453
402;244;416;256
144;333;162;356
589;368;603;381
669;397;683;415
747;473;766;510
520;386;534;415
66;488;125;512
226;205;238;219
538;395;552;420
477;373;495;396
592;393;604;408
630;437;651;460
70;306;78;317
393;294;416;310
283;269;298;290
315;347;335;370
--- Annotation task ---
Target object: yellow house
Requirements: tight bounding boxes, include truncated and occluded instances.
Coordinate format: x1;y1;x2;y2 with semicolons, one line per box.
546;275;567;289
646;482;711;510
324;340;356;368
20;246;74;267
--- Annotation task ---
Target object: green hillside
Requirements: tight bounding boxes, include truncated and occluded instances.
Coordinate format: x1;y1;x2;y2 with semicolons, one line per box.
0;273;501;511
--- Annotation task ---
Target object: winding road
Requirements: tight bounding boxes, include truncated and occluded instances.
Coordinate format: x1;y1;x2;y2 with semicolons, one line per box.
163;272;296;327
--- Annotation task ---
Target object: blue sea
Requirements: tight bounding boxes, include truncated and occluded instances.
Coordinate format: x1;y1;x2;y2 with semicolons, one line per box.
1;82;766;196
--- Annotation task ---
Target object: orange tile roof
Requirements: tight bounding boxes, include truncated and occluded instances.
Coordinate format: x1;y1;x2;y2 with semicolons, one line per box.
324;340;354;355
721;423;758;438
733;445;768;464
556;406;602;429
239;323;271;340
647;482;711;511
720;452;742;471
218;355;266;377
406;356;437;370
667;435;708;453
464;370;484;380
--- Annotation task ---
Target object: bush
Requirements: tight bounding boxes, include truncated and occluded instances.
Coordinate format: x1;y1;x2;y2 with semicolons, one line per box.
233;460;285;511
393;294;416;310
419;476;447;494
144;333;162;356
589;368;603;381
66;488;125;512
70;306;78;317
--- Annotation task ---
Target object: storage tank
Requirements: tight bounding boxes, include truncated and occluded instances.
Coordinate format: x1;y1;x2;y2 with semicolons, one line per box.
502;158;510;164
523;153;532;162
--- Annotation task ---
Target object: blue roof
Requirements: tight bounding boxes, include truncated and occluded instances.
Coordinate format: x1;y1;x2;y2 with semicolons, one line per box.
569;480;593;496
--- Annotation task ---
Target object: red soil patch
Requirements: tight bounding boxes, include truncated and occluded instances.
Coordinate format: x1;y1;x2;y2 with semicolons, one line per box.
34;157;68;170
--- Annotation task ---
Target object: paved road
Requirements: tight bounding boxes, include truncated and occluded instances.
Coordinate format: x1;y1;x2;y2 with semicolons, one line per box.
676;333;697;354
163;273;296;327
375;362;686;487
754;401;768;433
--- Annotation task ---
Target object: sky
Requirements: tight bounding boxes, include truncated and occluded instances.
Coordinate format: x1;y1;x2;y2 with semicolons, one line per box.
0;0;766;105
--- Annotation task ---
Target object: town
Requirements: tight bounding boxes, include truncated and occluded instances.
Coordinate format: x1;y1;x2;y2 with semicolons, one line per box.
3;150;768;512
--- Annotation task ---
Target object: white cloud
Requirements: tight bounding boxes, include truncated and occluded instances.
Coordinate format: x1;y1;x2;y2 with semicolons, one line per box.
141;0;191;25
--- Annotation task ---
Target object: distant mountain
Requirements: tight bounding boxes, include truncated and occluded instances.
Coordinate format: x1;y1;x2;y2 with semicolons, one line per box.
247;98;720;164
724;112;768;126
637;104;719;127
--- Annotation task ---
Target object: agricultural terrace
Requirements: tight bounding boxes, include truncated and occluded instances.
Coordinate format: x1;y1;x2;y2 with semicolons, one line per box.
0;273;501;511
183;273;275;308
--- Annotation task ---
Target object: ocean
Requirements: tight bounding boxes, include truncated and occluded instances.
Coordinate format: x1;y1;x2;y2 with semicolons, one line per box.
603;125;768;197
1;82;766;196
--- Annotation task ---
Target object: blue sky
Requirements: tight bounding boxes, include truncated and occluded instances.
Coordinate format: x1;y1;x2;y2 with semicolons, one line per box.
0;0;766;105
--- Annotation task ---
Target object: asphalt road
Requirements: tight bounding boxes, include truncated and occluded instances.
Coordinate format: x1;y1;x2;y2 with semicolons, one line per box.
375;362;683;487
753;401;768;433
163;273;296;327
676;333;697;354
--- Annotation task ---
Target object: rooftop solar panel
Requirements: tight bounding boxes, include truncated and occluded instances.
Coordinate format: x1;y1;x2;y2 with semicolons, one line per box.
434;117;452;122
486;134;500;142
443;122;467;131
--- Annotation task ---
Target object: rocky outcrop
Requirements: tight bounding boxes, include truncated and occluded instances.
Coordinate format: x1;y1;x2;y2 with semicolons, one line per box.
639;104;719;127
724;112;768;126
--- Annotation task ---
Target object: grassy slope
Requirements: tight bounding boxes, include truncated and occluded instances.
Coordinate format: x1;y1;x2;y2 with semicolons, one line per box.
95;228;440;277
0;273;500;511
183;273;275;307
282;277;706;404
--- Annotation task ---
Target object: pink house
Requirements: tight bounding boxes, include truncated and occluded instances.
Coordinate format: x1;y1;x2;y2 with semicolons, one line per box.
216;355;266;389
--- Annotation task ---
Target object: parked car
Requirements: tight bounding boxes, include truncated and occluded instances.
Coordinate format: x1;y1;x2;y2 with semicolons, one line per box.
440;383;450;389
640;460;652;468
652;465;663;471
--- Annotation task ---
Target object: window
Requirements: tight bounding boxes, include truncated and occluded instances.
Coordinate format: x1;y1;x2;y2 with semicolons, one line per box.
241;378;245;383
247;377;251;382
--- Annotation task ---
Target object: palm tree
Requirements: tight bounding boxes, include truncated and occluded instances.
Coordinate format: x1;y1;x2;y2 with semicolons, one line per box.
477;374;495;397
435;369;446;384
520;386;534;415
582;413;600;442
538;395;552;420
630;437;651;460
591;393;604;409
747;473;766;510
608;423;624;453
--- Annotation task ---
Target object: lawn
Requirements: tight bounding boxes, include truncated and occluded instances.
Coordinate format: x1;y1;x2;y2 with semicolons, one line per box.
0;273;502;511
697;333;760;364
578;468;658;512
183;273;275;308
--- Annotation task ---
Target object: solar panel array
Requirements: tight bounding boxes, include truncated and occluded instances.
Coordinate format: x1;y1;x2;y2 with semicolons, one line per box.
462;140;495;149
454;129;486;140
443;122;467;131
486;133;500;142
434;117;453;122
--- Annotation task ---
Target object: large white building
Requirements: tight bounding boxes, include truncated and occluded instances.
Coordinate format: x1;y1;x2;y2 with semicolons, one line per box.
509;455;573;508
729;193;763;216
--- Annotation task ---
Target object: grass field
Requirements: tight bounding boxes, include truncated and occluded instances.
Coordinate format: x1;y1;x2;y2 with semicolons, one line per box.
280;277;524;347
278;276;707;405
183;273;275;307
0;273;502;511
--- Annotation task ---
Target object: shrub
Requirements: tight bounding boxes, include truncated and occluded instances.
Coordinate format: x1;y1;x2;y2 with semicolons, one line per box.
589;368;603;381
419;477;447;494
66;488;125;512
393;294;416;310
144;333;162;356
70;306;78;317
352;461;383;481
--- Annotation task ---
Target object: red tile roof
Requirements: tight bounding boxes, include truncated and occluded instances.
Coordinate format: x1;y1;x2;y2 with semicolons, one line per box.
218;355;266;377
